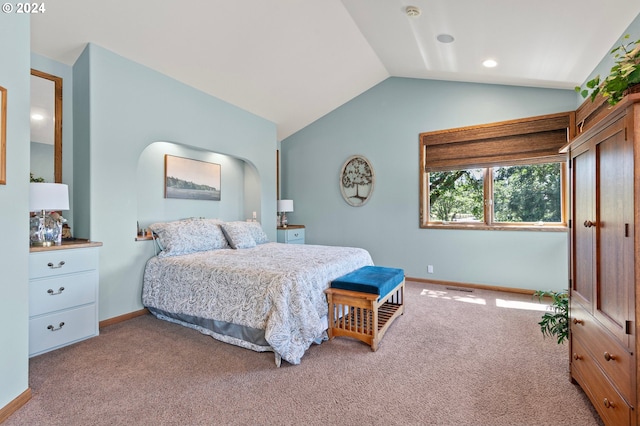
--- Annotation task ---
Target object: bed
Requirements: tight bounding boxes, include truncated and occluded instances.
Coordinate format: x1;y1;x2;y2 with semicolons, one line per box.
142;218;373;366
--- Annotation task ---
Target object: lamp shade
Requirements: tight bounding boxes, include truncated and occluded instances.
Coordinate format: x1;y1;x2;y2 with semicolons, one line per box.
277;199;293;213
29;183;70;212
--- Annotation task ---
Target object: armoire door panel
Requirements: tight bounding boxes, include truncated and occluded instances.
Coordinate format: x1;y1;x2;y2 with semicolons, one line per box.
572;148;594;308
595;120;632;347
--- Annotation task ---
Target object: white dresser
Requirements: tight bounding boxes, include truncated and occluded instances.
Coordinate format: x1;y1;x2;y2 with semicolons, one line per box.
277;225;305;244
29;241;102;357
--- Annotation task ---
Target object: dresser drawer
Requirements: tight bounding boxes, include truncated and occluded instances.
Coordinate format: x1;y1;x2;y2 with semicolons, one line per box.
30;270;98;317
571;336;632;426
29;247;99;279
287;229;304;243
29;304;98;357
570;302;633;401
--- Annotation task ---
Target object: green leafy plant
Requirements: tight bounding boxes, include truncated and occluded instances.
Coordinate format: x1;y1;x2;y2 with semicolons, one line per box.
534;290;568;344
30;173;44;182
576;35;640;106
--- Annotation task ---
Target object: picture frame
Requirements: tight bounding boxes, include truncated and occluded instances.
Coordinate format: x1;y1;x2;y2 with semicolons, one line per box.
164;155;221;201
340;155;374;207
0;85;6;185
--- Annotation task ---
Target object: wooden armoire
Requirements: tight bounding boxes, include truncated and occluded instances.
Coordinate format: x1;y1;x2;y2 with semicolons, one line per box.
565;93;640;426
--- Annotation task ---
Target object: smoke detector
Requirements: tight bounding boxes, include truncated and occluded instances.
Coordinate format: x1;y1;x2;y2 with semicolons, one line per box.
437;34;455;44
405;6;421;17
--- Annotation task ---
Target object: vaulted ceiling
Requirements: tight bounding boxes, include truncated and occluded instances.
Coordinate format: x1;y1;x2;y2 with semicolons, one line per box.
30;0;640;140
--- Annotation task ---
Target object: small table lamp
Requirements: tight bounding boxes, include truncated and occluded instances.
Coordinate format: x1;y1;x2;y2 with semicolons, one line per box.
277;199;293;228
29;183;70;247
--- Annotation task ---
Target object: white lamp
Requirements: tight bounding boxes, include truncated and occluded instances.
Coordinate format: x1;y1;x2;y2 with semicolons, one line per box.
277;199;294;228
29;183;70;247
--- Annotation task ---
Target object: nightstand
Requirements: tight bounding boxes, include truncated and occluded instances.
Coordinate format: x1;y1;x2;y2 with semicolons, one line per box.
277;225;305;244
29;240;102;357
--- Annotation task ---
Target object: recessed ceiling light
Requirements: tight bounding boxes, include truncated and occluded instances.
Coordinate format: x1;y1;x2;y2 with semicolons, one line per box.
405;6;421;17
31;113;44;121
437;34;455;44
482;59;498;68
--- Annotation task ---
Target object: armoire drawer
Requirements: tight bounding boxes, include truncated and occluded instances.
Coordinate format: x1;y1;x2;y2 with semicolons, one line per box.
571;337;632;426
29;304;98;357
29;270;98;317
29;247;99;279
571;303;633;401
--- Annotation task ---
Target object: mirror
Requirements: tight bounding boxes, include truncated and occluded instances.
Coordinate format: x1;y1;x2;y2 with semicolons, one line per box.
30;69;62;183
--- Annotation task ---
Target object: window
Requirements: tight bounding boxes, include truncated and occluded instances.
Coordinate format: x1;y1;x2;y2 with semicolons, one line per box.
429;163;564;226
429;169;484;223
493;163;562;223
420;112;573;230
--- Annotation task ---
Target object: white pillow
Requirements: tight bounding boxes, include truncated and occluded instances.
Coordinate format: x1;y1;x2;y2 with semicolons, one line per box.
149;218;229;257
219;222;257;249
245;221;269;244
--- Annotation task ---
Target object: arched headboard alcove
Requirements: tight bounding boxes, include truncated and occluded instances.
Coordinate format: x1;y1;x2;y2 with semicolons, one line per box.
136;141;262;229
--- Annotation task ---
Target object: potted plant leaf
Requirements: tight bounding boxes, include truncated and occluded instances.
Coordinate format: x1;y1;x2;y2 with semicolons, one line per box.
534;290;568;344
30;173;45;182
576;34;640;106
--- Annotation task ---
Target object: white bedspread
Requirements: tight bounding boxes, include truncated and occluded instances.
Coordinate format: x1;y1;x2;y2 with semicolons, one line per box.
142;242;373;365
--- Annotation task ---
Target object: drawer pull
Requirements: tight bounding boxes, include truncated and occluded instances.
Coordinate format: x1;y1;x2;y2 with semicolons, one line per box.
47;261;66;269
47;287;65;296
572;353;583;361
603;352;616;362
47;322;65;332
603;398;616;409
572;318;584;325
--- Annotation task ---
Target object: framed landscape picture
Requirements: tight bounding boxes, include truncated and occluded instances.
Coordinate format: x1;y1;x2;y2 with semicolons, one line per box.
165;155;221;201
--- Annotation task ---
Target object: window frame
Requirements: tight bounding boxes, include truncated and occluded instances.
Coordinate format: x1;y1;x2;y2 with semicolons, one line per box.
420;112;574;231
425;163;567;230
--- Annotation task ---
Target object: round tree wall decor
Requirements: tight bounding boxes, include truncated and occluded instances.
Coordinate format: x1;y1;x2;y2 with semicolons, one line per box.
340;155;375;207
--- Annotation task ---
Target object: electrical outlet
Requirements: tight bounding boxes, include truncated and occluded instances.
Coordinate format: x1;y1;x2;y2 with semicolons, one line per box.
428;265;434;274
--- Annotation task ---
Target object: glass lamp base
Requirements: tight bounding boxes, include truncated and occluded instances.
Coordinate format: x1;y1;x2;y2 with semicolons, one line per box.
30;212;63;246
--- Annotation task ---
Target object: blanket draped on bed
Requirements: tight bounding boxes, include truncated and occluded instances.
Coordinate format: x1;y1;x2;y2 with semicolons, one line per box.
142;243;373;365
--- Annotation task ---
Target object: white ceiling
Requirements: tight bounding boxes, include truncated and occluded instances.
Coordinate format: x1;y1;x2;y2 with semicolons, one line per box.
30;0;640;141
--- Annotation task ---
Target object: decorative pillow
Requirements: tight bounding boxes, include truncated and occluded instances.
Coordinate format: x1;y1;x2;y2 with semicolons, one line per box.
149;218;229;257
245;221;269;244
220;221;257;249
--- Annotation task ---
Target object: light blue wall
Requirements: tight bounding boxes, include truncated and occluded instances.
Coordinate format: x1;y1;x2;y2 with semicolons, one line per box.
281;78;576;292
72;47;90;241
72;44;277;321
0;13;30;411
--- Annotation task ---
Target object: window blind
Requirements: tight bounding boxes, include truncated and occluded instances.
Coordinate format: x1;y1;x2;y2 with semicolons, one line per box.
421;112;574;172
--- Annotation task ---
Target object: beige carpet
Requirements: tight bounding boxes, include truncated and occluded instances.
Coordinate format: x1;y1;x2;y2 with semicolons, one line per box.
6;281;602;426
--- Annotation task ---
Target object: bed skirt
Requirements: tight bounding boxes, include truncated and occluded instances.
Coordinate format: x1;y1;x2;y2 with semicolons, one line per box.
148;307;329;367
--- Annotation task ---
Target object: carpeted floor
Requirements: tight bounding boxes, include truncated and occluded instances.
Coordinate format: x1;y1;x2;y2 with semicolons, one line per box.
5;281;603;426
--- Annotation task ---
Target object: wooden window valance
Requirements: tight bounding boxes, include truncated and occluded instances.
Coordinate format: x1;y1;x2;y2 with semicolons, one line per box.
421;112;575;172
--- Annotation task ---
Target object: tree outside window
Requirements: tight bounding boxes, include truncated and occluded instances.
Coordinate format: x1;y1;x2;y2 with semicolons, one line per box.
428;162;563;226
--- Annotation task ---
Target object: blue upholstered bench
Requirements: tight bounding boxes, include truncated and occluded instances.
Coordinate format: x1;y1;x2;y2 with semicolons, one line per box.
325;266;405;351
